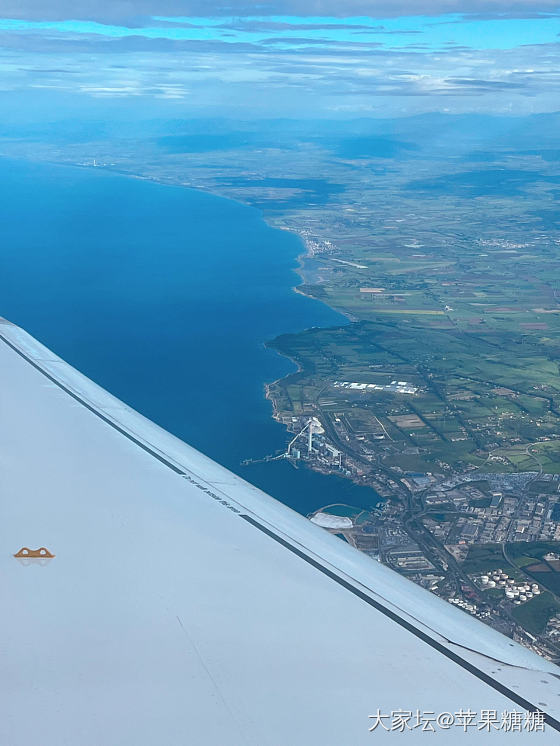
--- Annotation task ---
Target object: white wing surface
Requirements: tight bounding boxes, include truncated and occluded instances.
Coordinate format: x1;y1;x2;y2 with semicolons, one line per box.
1;318;560;744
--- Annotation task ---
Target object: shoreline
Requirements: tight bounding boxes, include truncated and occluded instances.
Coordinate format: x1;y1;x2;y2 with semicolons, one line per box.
1;153;343;326
3;157;558;656
6;154;361;487
87;161;361;485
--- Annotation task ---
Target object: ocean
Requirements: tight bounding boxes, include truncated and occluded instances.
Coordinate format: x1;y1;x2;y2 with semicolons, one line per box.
0;158;380;515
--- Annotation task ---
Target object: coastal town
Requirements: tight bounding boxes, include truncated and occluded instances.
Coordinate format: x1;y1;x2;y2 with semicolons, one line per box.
6;2;560;739
264;404;560;658
4;112;560;661
265;386;560;660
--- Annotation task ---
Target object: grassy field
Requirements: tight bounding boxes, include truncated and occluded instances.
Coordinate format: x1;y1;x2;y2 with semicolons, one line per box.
507;542;560;563
265;151;560;483
269;318;560;473
511;592;560;636
462;544;507;573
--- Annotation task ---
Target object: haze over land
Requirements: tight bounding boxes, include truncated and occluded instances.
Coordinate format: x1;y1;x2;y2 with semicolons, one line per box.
3;0;560;657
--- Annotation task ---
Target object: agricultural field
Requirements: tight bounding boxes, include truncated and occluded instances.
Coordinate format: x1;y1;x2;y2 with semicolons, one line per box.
462;544;509;574
257;135;560;477
512;592;560;636
5;116;560;481
269;318;560;473
7;114;560;657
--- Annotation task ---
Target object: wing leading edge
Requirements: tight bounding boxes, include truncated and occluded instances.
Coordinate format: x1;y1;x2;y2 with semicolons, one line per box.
1;318;560;744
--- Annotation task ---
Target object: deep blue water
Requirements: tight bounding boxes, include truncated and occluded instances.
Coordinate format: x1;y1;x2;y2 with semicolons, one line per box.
0;158;380;515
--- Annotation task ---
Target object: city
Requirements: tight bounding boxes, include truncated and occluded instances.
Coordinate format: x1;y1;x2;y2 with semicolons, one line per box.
269;409;560;659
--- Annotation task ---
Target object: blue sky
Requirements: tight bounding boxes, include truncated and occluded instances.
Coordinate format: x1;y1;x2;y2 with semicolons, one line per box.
1;13;559;50
0;5;559;119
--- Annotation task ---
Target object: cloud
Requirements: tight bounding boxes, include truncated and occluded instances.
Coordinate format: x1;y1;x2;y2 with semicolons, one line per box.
353;28;422;34
259;36;384;47
445;76;528;89
259;36;333;45
217;21;384;31
0;1;559;118
0;29;263;54
1;0;560;25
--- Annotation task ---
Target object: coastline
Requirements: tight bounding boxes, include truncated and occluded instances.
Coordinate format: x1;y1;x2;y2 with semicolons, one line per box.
263;344;303;424
94;162;360;485
2;154;342;325
6;156;558;654
1;156;379;520
4;154;361;491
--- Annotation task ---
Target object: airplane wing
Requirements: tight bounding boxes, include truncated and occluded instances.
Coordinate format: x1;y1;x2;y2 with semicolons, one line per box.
2;318;560;744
